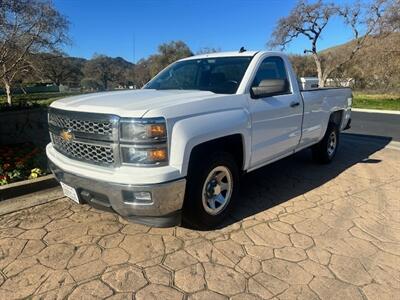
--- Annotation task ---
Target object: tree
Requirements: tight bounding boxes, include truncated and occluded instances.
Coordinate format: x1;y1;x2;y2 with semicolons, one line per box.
148;41;193;77
131;40;193;88
289;54;316;77
268;0;387;87
379;0;400;32
131;58;151;88
31;53;84;86
80;78;102;91
82;55;133;90
0;0;69;104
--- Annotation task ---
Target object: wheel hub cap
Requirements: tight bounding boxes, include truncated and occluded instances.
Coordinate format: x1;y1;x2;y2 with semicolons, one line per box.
327;131;337;156
202;166;233;215
206;179;219;198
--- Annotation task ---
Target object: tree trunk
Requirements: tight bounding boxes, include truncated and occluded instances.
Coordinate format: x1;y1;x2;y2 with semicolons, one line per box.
3;79;12;105
103;78;108;90
312;53;325;87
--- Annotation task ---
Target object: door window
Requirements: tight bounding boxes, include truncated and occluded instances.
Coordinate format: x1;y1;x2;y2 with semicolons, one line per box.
252;56;290;94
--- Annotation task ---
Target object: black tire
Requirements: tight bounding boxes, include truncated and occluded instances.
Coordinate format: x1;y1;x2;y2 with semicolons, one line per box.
183;152;239;230
312;122;340;164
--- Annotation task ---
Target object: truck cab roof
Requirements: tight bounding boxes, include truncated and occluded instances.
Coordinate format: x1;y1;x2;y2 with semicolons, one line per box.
179;50;287;61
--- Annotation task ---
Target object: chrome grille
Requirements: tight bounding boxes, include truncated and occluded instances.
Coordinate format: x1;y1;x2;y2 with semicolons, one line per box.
48;111;113;136
51;133;115;165
48;108;119;167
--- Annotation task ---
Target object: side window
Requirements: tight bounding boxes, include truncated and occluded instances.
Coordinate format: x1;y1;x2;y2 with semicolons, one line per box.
252;56;290;93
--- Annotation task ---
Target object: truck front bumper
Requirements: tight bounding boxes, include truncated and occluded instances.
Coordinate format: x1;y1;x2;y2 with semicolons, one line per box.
49;160;186;227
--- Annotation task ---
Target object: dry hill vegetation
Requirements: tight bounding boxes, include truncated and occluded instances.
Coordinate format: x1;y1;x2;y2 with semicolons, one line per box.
290;32;400;93
289;33;400;110
323;33;400;91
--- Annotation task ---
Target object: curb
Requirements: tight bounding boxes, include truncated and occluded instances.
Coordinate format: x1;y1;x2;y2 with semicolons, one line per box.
0;187;64;216
0;174;59;201
352;108;400;115
386;141;400;151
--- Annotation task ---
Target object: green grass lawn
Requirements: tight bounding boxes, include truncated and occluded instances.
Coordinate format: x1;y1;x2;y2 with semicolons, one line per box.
0;92;81;107
0;92;85;112
353;93;400;111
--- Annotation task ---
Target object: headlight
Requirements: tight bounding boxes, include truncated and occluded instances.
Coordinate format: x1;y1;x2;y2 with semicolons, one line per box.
120;117;168;166
121;146;168;165
120;118;166;142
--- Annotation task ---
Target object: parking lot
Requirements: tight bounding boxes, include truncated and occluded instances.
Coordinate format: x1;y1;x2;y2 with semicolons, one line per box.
0;134;399;299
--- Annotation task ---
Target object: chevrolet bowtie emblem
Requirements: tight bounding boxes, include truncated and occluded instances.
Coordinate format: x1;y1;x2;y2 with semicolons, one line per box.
60;129;74;142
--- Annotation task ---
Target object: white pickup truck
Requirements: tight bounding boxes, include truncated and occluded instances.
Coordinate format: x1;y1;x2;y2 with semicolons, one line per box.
47;51;352;228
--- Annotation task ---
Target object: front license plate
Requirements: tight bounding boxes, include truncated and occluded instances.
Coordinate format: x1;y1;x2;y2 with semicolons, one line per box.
60;182;80;204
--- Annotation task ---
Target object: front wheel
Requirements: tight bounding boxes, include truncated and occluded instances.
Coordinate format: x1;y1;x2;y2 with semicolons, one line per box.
183;152;239;230
312;122;340;164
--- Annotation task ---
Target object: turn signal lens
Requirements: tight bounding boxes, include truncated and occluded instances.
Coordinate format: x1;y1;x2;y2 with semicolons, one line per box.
147;124;166;138
148;148;167;161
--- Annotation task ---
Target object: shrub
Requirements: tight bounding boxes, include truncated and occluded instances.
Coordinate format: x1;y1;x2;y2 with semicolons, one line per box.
0;143;49;185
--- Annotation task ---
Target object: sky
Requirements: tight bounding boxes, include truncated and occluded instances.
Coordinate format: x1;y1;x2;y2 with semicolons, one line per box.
54;0;356;63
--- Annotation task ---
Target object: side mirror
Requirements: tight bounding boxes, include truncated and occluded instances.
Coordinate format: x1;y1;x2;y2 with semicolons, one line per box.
250;79;287;99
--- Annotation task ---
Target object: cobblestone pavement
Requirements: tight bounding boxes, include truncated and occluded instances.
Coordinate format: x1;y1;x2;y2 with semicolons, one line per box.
0;135;399;299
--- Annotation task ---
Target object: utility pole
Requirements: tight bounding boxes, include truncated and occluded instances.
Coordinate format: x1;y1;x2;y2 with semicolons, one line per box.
133;33;136;89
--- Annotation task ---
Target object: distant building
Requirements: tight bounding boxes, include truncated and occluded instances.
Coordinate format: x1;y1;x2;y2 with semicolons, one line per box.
299;77;319;90
299;77;354;89
326;78;354;87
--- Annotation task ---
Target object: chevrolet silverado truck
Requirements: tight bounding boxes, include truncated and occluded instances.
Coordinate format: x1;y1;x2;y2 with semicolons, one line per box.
47;50;352;228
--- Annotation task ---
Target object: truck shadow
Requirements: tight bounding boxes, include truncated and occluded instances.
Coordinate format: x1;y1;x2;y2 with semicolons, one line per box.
216;133;392;229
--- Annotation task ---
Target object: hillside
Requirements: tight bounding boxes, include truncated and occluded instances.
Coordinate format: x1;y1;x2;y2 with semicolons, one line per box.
313;33;399;91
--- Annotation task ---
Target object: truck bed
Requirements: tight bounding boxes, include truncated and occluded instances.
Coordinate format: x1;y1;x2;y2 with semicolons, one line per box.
299;87;352;146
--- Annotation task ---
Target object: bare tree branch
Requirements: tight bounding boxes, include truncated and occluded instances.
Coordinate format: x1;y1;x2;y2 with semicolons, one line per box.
0;0;69;104
268;0;390;87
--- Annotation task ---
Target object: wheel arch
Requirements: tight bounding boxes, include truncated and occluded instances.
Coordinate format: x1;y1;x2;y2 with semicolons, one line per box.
187;134;245;174
168;109;251;176
329;109;344;127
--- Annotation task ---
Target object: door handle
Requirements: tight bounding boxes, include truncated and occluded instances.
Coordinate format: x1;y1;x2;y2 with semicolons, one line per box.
290;101;300;108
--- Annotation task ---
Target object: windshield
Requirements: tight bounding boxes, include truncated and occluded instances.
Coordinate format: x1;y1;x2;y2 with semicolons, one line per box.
144;56;253;94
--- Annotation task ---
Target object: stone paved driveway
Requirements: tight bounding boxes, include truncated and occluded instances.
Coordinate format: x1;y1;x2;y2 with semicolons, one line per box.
0;135;399;300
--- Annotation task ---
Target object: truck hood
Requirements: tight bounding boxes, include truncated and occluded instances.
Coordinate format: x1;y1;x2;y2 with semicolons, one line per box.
50;89;222;118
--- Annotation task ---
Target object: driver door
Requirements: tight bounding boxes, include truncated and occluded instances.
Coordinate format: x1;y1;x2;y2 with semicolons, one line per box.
249;56;303;168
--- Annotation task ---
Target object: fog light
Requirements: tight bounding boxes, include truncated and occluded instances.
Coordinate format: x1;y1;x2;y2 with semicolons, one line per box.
122;191;152;204
133;192;152;203
80;190;92;202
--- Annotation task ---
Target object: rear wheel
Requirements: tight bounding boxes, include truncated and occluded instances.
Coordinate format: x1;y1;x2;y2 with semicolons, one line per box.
183;152;239;230
312;122;340;164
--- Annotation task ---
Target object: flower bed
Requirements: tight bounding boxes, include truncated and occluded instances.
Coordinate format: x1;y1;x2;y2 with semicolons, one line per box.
0;143;49;185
